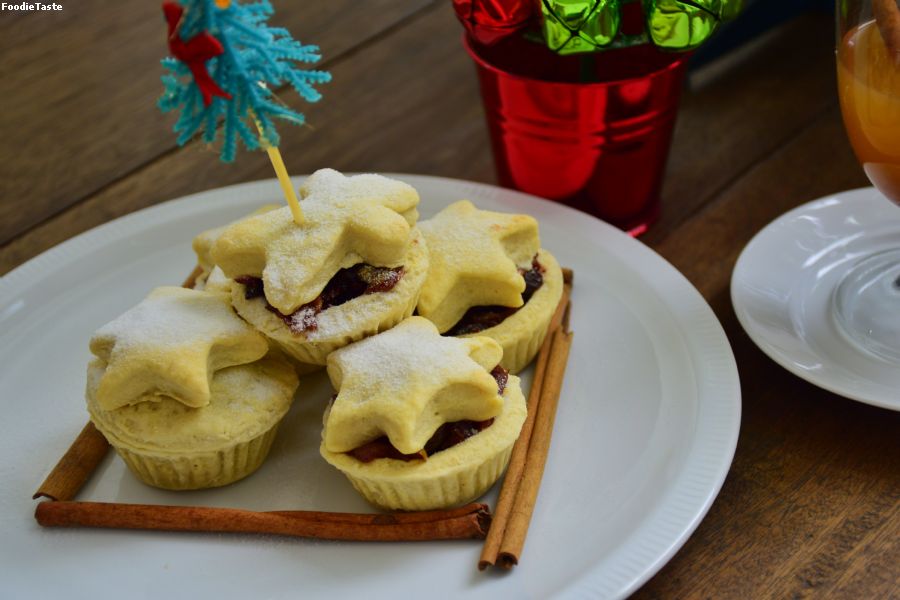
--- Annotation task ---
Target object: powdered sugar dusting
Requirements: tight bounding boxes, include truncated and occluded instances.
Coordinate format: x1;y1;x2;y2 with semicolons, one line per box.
300;169;419;226
218;169;420;313
323;317;505;453
419;200;538;272
88;286;271;411
307;294;384;341
336;322;473;390
416;200;539;331
90;287;258;359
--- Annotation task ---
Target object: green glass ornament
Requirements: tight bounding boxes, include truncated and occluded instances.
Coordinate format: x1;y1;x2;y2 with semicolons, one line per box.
643;0;723;51
719;0;743;22
540;0;621;55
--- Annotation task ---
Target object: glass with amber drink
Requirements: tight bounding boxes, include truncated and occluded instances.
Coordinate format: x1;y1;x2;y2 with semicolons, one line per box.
834;0;900;361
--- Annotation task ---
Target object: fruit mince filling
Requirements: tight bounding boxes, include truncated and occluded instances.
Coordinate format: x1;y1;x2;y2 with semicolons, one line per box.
446;256;545;336
235;264;404;334
347;365;509;464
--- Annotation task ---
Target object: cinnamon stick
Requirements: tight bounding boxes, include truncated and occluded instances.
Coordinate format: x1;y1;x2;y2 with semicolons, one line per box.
33;422;110;501
36;501;492;542
181;264;204;289
497;322;573;568
478;282;572;570
477;322;552;569
874;0;900;58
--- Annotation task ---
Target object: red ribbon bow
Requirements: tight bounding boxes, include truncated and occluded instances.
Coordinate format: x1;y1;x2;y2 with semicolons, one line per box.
452;0;535;45
163;2;231;106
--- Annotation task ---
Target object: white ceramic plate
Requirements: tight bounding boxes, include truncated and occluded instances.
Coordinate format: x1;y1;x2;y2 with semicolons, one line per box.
0;176;740;599
731;187;900;411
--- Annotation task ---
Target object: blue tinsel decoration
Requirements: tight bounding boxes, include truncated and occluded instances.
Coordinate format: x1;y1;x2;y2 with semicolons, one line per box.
158;0;331;162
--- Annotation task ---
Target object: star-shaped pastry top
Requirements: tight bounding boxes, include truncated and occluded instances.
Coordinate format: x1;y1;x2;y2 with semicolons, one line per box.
192;204;280;272
323;317;505;454
417;200;540;333
89;287;269;411
211;169;419;314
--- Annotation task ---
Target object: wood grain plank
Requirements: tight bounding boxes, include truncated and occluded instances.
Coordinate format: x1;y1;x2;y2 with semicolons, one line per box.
0;12;841;272
0;0;436;246
827;502;900;598
632;109;899;599
0;1;492;275
645;12;839;246
0;11;849;271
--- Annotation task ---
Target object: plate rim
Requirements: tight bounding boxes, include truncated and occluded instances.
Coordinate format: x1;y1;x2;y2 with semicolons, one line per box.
1;174;741;599
730;186;900;411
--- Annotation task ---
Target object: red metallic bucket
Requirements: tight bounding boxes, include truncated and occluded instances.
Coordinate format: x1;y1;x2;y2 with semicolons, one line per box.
465;34;688;235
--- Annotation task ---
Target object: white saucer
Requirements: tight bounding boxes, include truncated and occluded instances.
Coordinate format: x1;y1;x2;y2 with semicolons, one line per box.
731;187;900;411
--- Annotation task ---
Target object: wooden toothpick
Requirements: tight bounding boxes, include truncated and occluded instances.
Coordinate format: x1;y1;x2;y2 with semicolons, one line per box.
264;143;304;225
251;110;304;225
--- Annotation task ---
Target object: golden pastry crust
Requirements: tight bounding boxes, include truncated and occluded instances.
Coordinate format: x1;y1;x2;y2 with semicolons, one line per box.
323;317;504;454
417;200;540;333
211;169;420;314
87;351;298;490
319;317;525;510
89;287;269;411
231;228;429;365
192;204;280;291
320;377;526;511
461;248;563;374
416;200;561;372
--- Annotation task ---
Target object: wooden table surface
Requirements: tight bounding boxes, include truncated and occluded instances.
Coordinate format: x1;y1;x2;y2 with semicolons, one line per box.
2;2;898;598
